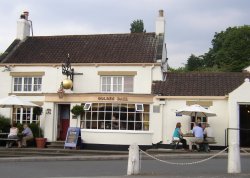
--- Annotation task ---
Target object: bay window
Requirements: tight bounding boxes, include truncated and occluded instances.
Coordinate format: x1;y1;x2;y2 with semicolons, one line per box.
80;103;150;131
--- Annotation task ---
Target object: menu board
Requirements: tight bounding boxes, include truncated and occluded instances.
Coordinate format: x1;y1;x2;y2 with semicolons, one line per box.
64;127;81;148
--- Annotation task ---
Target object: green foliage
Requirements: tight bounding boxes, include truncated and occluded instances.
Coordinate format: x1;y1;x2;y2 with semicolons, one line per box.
0;115;11;132
71;105;84;117
172;25;250;72
168;66;188;72
29;123;43;138
130;19;146;33
33;107;43;116
203;25;250;72
206;25;250;72
186;54;204;71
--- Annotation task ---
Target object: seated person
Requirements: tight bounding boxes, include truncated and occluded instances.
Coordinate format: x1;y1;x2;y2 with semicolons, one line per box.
172;122;187;149
18;123;34;148
6;122;20;148
190;122;204;150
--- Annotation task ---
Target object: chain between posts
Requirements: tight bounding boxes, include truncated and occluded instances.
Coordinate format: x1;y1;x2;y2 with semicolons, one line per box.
139;147;228;166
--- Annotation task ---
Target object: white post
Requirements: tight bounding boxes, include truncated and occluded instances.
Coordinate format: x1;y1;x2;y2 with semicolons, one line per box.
127;143;140;175
228;141;241;173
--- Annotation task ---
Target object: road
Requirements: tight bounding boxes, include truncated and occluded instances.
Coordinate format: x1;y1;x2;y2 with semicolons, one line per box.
0;158;250;178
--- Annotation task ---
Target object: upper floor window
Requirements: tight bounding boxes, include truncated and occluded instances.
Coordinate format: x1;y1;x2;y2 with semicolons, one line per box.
101;76;133;93
13;77;42;92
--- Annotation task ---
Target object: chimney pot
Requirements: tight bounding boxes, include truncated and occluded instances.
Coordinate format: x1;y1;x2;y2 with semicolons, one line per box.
159;10;164;17
23;11;29;20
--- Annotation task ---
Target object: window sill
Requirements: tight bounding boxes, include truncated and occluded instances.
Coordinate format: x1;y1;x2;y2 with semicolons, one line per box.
81;129;153;134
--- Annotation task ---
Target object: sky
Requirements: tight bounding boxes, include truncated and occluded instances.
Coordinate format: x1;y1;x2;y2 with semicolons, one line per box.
0;0;249;68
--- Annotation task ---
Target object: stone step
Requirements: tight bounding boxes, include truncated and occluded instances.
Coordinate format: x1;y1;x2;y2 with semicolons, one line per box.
47;141;65;149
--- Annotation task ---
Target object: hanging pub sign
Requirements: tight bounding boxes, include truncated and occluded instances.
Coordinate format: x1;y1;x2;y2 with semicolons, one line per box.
64;127;81;149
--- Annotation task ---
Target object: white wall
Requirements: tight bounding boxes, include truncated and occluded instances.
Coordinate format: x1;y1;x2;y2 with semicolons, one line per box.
228;79;250;144
159;98;229;146
81;130;153;145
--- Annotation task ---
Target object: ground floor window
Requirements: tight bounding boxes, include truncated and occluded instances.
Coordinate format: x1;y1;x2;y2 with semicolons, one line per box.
80;103;150;131
12;108;39;124
191;116;207;129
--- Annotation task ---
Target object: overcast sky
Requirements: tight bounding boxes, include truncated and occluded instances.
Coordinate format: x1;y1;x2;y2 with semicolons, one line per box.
0;0;249;68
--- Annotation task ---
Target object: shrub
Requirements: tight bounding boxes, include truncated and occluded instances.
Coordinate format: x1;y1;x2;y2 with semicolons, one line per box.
0;115;11;133
71;105;84;117
29;123;43;138
33;107;43;116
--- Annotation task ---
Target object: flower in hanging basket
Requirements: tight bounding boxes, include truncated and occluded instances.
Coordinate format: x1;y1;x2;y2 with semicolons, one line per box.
57;82;65;98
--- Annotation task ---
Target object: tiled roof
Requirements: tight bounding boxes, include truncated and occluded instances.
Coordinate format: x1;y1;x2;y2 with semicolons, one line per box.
1;33;161;64
0;39;20;62
152;72;250;96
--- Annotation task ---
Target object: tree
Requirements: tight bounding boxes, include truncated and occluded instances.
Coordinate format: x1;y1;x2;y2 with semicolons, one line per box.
130;19;146;33
186;54;204;71
203;25;250;72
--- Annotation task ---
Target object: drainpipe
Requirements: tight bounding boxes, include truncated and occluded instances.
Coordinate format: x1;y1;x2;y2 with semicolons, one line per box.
159;99;166;143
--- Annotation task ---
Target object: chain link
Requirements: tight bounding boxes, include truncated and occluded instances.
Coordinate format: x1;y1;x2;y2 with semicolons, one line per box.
240;148;249;153
139;147;228;166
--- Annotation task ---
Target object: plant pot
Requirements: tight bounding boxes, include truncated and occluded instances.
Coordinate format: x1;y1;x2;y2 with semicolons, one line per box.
35;138;47;148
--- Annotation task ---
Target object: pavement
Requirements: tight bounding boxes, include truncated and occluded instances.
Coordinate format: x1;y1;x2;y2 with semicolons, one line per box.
0;147;249;162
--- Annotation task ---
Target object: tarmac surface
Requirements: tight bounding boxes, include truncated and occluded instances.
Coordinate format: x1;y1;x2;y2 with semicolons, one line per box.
0;147;249;162
0;147;250;178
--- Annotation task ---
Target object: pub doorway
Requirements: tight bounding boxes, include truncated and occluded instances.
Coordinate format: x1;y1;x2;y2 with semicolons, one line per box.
239;104;250;147
57;104;70;141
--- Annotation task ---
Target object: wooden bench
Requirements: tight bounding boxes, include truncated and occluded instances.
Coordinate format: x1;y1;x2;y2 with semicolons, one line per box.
195;139;217;152
171;139;182;149
0;133;20;148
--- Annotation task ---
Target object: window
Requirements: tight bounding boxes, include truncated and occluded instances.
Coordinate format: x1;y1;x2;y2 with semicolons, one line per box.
13;77;42;92
101;76;133;93
80;103;150;131
84;103;92;110
135;104;144;111
13;108;39;124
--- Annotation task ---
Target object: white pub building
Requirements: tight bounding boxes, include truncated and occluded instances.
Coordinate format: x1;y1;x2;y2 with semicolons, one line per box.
0;10;250;150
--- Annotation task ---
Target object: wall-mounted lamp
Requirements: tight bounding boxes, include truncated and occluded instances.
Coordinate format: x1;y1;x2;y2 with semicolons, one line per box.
61;54;83;90
2;65;12;72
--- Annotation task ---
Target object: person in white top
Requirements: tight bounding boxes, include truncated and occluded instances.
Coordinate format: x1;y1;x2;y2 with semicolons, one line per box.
190;122;204;150
6;122;20;148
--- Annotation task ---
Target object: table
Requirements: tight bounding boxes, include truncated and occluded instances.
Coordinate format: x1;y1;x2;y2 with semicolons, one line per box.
183;134;194;150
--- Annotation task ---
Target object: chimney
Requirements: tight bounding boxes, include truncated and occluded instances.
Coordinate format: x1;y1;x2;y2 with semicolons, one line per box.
16;11;31;40
155;10;165;35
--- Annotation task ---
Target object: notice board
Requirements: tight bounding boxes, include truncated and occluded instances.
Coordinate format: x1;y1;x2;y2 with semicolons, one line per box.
64;127;81;148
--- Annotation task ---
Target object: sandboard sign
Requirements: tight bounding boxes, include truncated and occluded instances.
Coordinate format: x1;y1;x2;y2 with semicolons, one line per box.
64;127;81;148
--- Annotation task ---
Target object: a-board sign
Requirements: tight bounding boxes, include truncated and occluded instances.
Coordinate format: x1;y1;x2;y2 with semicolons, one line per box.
64;127;81;148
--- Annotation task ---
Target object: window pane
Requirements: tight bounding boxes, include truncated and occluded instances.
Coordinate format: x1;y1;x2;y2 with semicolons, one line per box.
124;76;133;92
14;77;22;91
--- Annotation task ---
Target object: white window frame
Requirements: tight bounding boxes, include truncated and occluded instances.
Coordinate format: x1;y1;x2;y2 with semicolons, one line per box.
13;108;39;124
13;76;42;93
84;103;92;110
135;104;144;112
100;76;133;93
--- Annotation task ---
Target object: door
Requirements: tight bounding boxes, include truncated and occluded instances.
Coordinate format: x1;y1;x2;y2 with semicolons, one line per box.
58;104;70;141
239;104;250;147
